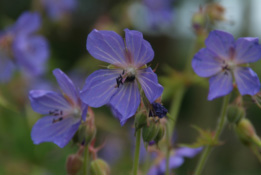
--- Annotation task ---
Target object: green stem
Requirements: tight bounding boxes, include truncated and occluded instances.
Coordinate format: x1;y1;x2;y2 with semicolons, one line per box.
133;129;141;175
194;95;230;175
168;87;185;137
165;87;185;175
165;123;170;175
83;144;90;175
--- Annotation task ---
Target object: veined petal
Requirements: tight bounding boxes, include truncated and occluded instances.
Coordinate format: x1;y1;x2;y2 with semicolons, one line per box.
159;157;184;173
80;69;121;107
13;35;49;75
208;71;233;100
109;81;141;125
13;12;41;35
192;48;223;77
235;38;261;64
31;115;80;148
53;68;79;106
124;29;154;67
137;67;163;103
29;90;71;115
234;67;260;96
175;147;203;158
87;29;127;66
205;30;235;59
0;52;15;83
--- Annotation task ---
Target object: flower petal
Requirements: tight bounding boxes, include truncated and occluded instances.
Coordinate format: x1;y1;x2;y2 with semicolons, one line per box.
31;115;80;148
13;12;41;35
29;90;71;115
53;68;79;105
137;67;163;103
87;29;127;66
234;67;260;96
0;52;15;83
109;81;141;125
175;147;203;158
124;29;154;67
235;37;261;64
192;48;223;77
13;35;49;75
205;30;235;59
208;71;233;100
80;69;121;107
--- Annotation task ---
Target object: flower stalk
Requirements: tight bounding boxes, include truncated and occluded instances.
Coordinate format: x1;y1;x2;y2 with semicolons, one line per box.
194;95;230;175
133;128;141;175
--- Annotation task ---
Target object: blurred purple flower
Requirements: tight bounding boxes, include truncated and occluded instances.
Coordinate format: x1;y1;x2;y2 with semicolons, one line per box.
0;12;49;83
128;0;174;33
81;29;163;125
29;69;88;148
192;30;261;100
149;102;168;118
147;147;202;175
41;0;77;20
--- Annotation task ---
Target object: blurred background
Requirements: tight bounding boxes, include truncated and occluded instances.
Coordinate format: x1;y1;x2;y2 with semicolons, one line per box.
0;0;261;174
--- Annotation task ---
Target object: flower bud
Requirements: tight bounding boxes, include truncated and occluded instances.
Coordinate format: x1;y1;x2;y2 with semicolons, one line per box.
90;159;110;175
192;12;206;31
235;118;261;147
66;154;83;175
154;124;165;143
78;122;97;145
142;119;160;142
134;113;147;131
205;3;225;22
227;105;245;124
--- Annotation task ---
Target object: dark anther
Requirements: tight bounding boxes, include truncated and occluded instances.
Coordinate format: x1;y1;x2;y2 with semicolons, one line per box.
125;76;135;83
49;109;63;116
149;102;168;119
52;117;63;123
116;75;123;88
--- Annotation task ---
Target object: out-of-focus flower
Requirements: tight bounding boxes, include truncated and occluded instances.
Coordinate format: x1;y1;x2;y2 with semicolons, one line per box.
192;30;261;100
0;12;49;83
29;69;88;148
81;29;163;125
128;0;174;34
147;147;202;175
40;0;77;20
149;102;168;119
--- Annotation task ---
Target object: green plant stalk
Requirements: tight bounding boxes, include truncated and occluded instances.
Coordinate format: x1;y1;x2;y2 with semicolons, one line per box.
194;95;230;175
165;123;170;175
83;144;90;175
133;129;141;175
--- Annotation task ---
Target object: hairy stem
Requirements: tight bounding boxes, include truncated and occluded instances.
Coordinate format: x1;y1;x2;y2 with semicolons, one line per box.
194;95;230;175
133;129;141;175
83;144;90;175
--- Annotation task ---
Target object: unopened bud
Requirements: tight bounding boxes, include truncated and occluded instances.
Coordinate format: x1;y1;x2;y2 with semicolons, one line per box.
227;105;245;124
235;118;261;147
142;118;160;142
205;3;225;22
154;124;165;143
192;12;206;31
90;159;110;175
78;122;97;145
66;154;83;175
135;113;147;131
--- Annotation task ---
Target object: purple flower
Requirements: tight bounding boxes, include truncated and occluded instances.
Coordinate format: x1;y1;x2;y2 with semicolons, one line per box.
192;30;261;100
81;29;163;125
147;147;202;175
41;0;77;20
128;0;174;33
29;69;88;148
0;12;49;82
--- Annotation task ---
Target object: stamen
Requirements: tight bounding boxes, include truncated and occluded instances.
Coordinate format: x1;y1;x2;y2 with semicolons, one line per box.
52;117;63;123
49;109;64;116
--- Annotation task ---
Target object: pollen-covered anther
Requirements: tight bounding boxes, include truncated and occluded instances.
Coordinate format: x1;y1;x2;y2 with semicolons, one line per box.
49;109;63;116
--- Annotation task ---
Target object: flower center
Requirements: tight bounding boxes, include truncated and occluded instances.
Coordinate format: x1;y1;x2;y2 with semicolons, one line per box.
115;67;137;88
222;59;237;71
50;107;81;123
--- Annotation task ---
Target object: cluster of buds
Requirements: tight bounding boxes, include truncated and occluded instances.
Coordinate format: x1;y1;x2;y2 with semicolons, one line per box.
135;95;168;145
226;99;261;148
192;3;225;35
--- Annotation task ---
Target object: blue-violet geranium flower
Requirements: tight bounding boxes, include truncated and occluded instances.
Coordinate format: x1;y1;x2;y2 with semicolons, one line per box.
81;29;163;125
192;30;261;100
29;69;88;148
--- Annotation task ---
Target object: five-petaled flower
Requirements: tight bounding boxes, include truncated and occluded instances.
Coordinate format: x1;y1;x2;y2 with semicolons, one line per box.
0;12;49;83
81;29;163;125
192;30;261;100
29;69;88;148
